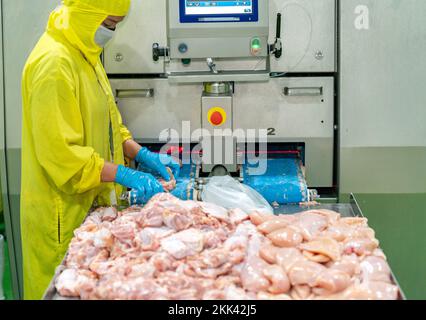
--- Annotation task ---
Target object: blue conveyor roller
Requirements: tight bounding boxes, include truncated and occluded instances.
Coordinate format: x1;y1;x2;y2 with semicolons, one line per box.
243;158;309;205
130;157;308;206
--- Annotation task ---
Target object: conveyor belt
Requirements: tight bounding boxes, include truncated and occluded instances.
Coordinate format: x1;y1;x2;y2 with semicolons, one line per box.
134;156;309;206
243;158;309;205
168;164;197;200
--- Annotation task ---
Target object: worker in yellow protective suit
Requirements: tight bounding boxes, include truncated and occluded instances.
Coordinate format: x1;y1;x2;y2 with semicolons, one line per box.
20;0;180;299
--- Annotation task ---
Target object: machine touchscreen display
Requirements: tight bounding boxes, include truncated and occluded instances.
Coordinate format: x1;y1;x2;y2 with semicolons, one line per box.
180;0;259;22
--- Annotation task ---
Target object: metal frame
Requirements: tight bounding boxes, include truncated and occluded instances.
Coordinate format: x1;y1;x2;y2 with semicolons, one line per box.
349;194;407;301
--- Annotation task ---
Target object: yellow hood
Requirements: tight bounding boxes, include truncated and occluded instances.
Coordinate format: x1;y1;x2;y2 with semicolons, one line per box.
47;0;130;66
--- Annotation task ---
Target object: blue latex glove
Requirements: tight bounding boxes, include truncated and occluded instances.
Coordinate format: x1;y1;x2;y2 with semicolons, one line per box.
128;189;161;205
135;147;180;181
115;165;163;202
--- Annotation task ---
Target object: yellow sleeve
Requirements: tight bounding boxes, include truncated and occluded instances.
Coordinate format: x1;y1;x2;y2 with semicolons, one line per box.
29;58;104;195
115;104;133;143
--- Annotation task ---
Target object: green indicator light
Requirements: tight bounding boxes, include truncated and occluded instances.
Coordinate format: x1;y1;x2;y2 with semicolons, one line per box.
251;38;261;49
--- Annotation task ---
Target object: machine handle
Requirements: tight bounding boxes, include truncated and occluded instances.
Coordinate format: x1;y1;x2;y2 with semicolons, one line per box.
152;43;168;62
269;13;283;59
283;87;323;97
276;13;282;40
116;89;155;99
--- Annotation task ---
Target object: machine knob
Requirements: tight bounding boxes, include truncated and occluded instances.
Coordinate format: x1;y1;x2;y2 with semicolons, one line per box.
178;43;188;53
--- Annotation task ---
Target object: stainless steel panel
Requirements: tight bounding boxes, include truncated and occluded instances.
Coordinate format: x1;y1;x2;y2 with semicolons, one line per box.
234;77;334;139
110;79;202;142
339;0;426;194
166;57;268;74
340;147;426;194
167;70;270;84
169;37;269;59
104;0;167;74
165;57;269;82
201;94;236;173
303;138;334;188
269;0;336;72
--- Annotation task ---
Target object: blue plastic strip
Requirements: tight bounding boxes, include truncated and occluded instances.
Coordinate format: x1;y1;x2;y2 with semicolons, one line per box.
243;158;309;205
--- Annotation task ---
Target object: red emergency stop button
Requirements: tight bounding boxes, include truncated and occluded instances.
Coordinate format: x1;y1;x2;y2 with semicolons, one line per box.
210;111;223;126
207;107;227;127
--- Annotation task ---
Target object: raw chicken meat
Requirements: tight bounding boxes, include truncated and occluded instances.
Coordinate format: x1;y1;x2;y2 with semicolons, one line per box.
240;234;271;292
275;247;307;273
229;208;249;225
299;237;341;262
288;260;327;287
162;209;193;231
225;285;256;300
257;215;297;234
54;194;400;300
290;285;313;300
292;211;329;241
360;281;399;300
160;228;204;259
343;236;379;256
249;211;275;226
312;269;351;295
55;269;97;298
263;265;291;294
324;280;399;300
327;254;360;277
110;216;138;246
259;244;278;264
340;217;369;227
136;228;162;251
257;292;292;300
198;202;230;223
90;207;118;223
360;256;392;283
159;167;176;192
267;227;303;248
310;209;341;224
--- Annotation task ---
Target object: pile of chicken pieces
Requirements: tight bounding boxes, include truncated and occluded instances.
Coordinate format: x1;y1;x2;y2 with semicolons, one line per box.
55;193;400;300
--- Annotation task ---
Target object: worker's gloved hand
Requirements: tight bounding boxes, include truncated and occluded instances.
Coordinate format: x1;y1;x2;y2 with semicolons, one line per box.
135;147;180;181
115;165;163;202
128;189;162;206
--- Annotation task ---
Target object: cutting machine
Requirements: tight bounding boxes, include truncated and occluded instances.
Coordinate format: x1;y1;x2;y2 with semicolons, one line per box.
109;0;334;206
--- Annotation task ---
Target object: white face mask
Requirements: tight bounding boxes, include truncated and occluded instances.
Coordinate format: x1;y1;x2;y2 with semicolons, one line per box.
94;25;115;47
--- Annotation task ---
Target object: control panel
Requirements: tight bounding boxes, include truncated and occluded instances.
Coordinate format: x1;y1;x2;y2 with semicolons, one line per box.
167;0;269;59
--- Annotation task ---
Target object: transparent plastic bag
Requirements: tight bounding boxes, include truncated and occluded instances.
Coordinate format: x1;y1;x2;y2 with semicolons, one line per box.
201;176;273;214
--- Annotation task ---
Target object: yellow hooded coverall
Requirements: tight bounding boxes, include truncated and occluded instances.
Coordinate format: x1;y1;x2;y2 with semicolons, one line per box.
21;0;131;299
